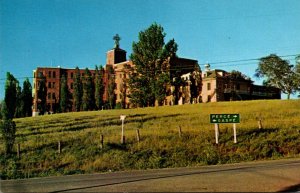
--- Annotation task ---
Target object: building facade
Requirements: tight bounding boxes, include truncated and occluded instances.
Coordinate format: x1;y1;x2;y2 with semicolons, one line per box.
32;36;281;116
201;64;281;103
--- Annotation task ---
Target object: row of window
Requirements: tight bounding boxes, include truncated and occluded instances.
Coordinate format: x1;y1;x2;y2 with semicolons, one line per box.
47;93;56;100
48;71;56;78
206;83;241;91
48;82;56;89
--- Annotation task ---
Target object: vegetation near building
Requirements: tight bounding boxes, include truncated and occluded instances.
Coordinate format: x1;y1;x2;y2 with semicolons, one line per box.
255;54;300;99
30;24;297;116
129;23;178;107
73;67;83;112
107;65;116;109
82;68;95;111
94;65;105;110
37;74;47;115
21;78;33;117
60;75;72;112
0;72;18;155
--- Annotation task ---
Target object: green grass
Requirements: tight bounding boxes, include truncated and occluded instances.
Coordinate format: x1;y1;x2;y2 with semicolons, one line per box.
1;99;300;179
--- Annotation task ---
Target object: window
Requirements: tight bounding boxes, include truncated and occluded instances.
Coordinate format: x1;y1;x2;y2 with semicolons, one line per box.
38;72;43;78
71;72;74;78
48;71;52;78
71;83;73;89
52;93;56;100
207;95;211;102
48;93;51;99
207;83;211;91
52;82;55;88
53;71;56;78
48;82;51;88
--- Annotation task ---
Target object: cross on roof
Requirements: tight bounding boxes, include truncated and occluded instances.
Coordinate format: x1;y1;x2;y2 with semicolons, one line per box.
113;34;121;48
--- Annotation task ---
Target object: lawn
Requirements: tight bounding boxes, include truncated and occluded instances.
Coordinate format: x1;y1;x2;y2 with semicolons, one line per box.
1;99;300;179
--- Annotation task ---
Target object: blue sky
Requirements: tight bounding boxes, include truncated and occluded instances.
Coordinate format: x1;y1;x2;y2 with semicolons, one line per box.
1;0;300;100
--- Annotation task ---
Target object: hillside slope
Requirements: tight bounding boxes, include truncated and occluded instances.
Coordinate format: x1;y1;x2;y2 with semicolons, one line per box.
1;99;300;179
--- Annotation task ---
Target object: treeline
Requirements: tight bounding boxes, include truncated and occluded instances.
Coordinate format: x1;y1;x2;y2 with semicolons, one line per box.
0;73;32;119
0;72;32;156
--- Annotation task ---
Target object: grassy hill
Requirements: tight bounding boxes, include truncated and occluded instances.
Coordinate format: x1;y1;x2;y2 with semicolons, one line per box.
1;99;300;179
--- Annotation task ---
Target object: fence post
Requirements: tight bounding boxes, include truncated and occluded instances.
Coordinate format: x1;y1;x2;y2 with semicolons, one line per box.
136;129;140;143
100;134;104;149
58;141;61;154
178;126;182;138
17;143;20;159
122;136;126;145
258;118;263;129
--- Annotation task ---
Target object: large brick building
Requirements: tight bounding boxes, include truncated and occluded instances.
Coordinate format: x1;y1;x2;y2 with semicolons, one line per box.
32;36;281;116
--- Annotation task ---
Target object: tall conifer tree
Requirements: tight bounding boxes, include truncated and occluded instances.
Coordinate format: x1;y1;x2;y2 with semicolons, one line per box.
73;67;83;111
21;78;33;117
60;75;72;112
82;68;95;111
94;65;105;110
37;74;47;115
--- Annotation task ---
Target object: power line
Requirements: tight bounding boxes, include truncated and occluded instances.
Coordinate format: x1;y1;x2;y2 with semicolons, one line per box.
0;54;298;82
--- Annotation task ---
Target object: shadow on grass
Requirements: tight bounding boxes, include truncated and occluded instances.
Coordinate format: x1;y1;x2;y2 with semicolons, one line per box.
279;184;300;192
240;128;279;137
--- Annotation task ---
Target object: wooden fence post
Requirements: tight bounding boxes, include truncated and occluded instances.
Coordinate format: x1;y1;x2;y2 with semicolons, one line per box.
58;141;61;154
122;136;126;145
136;129;140;143
17;143;20;159
178;126;182;138
100;134;104;149
258;119;263;129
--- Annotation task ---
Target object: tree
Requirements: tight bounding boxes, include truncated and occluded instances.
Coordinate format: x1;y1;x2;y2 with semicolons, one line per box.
82;68;95;111
107;65;116;109
37;74;47;115
60;75;72;112
255;54;298;99
94;65;105;110
14;82;22;118
128;23;178;107
21;78;33;117
296;55;300;95
0;118;16;155
2;73;17;119
73;67;83;112
1;72;18;155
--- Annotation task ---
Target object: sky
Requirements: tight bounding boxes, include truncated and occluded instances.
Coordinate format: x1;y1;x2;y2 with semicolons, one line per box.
1;0;300;100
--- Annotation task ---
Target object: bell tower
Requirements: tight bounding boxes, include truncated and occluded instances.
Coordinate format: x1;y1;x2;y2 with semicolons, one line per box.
106;34;126;65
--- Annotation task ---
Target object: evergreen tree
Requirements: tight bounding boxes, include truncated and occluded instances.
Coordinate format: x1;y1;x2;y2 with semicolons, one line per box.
82;68;95;111
0;117;16;155
73;67;83;111
14;82;22;118
60;75;72;112
1;72;17;155
37;74;47;115
107;65;116;109
94;65;105;110
21;78;33;117
129;23;178;107
2;72;17;119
